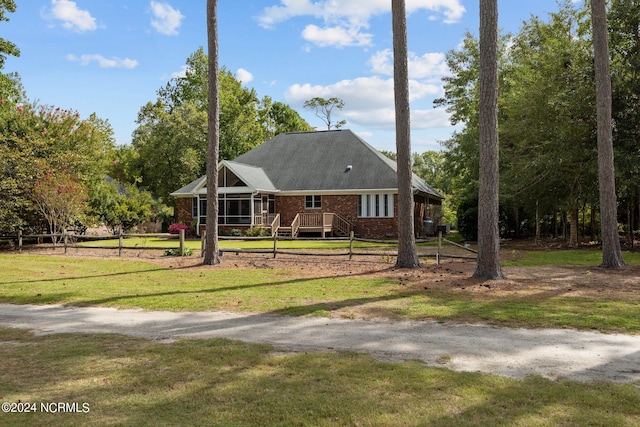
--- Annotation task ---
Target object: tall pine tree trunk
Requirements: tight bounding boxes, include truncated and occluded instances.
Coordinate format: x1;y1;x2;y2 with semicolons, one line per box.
591;0;625;268
204;0;220;265
392;0;419;268
474;0;503;279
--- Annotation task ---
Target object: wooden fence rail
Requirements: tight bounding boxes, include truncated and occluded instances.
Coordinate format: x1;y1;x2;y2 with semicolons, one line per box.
2;230;476;262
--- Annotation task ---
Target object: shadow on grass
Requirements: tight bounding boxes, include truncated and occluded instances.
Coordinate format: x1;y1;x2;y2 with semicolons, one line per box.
1;327;637;427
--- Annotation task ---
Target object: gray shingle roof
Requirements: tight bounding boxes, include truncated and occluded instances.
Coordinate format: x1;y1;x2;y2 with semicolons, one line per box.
234;130;442;198
172;130;443;199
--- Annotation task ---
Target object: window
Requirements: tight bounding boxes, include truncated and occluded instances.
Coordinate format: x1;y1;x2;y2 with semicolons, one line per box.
192;198;198;218
305;195;322;209
358;194;394;218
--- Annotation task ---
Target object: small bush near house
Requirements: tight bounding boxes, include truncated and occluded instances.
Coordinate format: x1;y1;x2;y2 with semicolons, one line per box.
244;227;271;237
168;223;189;234
164;248;194;256
220;228;244;237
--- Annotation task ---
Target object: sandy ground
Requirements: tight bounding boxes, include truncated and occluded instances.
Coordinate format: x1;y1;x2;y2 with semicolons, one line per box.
1;303;639;383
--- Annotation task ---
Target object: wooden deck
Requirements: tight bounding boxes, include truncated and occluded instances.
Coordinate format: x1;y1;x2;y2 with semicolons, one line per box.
255;213;351;238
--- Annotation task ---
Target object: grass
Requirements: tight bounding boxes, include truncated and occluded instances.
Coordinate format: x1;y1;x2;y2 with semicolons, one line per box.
75;236;399;250
0;327;638;427
503;248;640;266
0;253;639;333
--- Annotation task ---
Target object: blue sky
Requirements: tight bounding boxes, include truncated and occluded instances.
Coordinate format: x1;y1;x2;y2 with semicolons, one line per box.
3;0;581;152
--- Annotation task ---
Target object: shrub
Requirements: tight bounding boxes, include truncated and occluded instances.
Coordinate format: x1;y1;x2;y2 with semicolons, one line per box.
164;247;194;256
168;223;189;234
244;227;270;237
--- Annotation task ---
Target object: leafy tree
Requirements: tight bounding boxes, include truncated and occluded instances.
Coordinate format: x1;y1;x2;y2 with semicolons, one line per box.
609;0;640;249
303;97;347;130
0;97;114;233
501;5;598;246
392;0;419;268
129;48;312;210
261;97;313;138
32;167;88;244
132;100;207;203
475;0;503;279
591;0;625;268
0;0;19;69
88;179;157;234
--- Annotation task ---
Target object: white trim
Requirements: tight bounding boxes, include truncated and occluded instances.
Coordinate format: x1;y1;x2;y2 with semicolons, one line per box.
279;189;397;196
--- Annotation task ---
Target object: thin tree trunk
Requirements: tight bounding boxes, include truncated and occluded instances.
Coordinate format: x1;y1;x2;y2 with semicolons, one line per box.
568;208;578;248
474;0;503;279
392;0;419;268
204;0;220;265
535;199;541;246
591;0;625;268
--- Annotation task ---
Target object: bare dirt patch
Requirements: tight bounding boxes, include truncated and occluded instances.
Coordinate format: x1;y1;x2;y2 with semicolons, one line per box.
26;245;639;303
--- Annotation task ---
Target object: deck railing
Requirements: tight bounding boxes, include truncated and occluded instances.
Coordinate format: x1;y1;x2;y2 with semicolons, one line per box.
258;212;352;238
331;214;352;236
290;214;301;238
270;214;280;237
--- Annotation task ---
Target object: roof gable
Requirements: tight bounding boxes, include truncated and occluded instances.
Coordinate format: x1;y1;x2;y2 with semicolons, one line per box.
234;130;395;192
172;130;443;199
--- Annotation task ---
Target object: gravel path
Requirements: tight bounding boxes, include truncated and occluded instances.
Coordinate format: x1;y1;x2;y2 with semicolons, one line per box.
1;303;639;383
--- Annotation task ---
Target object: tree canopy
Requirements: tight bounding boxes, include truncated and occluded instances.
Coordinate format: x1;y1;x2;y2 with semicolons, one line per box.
125;48;312;206
436;1;639;248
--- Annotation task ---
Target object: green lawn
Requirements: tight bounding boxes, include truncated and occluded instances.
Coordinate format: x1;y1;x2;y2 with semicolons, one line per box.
1;250;639;425
503;248;640;266
0;327;638;427
1;252;639;333
75;236;398;250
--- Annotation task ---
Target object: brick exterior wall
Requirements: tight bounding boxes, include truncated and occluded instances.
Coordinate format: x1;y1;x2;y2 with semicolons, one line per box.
176;194;433;239
276;194;400;239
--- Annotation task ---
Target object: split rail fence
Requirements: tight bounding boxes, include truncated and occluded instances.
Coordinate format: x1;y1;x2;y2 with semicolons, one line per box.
1;230;477;263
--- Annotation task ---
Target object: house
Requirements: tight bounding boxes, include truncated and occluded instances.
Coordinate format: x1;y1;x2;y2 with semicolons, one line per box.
171;130;443;239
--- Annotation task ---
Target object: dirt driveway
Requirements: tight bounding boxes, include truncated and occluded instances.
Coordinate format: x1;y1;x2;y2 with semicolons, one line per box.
2;246;639;383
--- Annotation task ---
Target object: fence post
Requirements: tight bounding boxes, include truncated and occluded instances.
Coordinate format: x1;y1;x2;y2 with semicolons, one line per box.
179;228;185;256
437;230;442;266
349;231;354;260
201;230;206;258
63;231;68;254
273;234;278;258
18;230;22;252
118;230;123;257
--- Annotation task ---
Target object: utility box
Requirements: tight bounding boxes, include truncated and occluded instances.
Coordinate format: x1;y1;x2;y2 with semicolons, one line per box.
436;223;450;236
423;218;435;236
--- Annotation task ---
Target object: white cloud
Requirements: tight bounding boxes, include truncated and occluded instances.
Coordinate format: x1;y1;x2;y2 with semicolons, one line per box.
370;49;447;79
149;1;184;36
258;0;465;48
171;65;188;79
302;23;373;48
236;68;254;84
285;76;442;129
67;54;138;69
45;0;97;33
